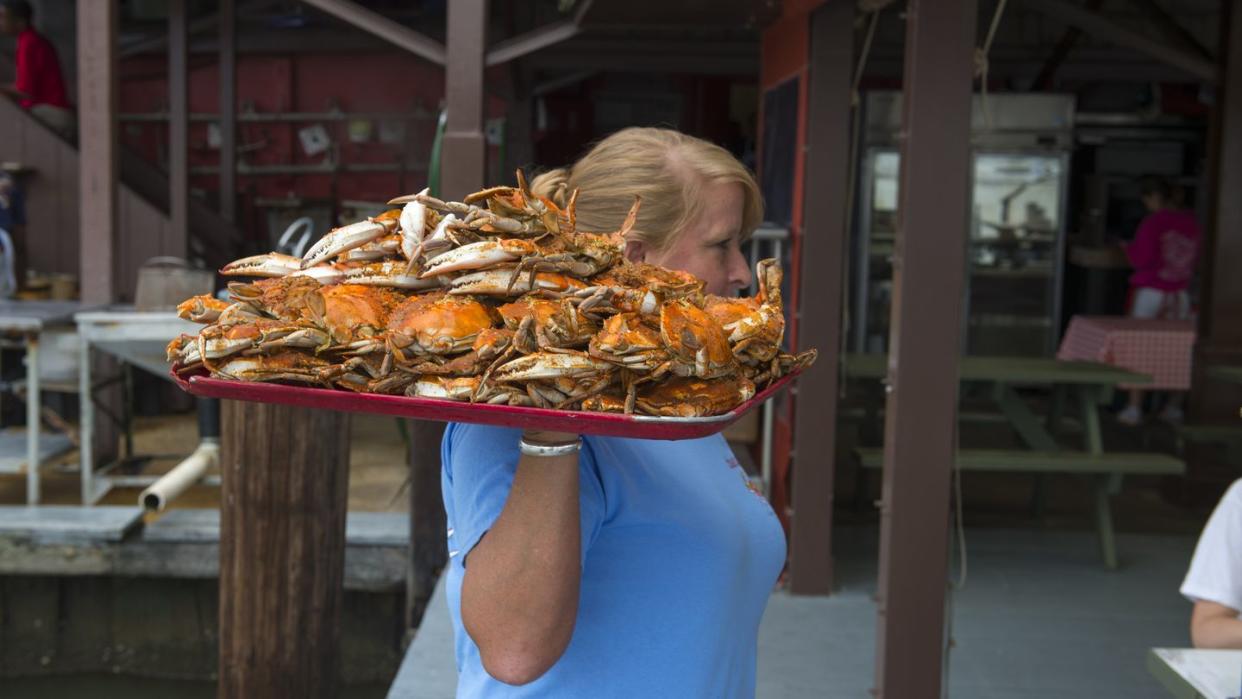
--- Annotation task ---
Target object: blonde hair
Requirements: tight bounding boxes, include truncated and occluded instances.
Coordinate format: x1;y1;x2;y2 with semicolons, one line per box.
530;127;763;251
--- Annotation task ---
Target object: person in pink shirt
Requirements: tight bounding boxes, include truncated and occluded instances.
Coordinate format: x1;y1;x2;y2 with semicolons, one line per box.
1118;176;1200;425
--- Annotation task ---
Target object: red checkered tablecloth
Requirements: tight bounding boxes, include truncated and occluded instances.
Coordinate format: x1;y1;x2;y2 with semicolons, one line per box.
1057;316;1196;390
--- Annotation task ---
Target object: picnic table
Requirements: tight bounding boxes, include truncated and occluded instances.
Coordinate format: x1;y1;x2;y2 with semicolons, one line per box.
1208;365;1242;386
844;354;1185;568
1148;648;1242;699
1057;316;1196;390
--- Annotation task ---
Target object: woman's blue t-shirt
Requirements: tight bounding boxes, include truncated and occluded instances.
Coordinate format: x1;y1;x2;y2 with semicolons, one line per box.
441;422;787;698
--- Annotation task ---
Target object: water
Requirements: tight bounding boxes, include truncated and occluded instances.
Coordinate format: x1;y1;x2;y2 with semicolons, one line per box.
0;674;389;698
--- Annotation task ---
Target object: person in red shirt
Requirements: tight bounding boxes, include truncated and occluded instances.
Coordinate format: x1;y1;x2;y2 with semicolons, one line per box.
1118;175;1200;425
1;0;75;139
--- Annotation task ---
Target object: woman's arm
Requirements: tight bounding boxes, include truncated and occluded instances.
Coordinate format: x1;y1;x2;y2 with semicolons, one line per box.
460;430;583;685
1190;600;1242;649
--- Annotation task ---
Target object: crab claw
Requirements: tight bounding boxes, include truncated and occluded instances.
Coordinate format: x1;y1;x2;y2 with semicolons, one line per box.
221;252;305;278
419;239;539;278
489;350;615;383
333;261;446;290
399;188;430;262
448;267;586;297
301;218;394;269
177;295;231;323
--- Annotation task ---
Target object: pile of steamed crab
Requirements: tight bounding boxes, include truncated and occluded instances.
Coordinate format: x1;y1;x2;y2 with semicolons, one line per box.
167;172;817;418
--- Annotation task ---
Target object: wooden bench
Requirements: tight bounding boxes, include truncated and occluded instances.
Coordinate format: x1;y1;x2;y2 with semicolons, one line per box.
1176;424;1242;467
855;448;1185;569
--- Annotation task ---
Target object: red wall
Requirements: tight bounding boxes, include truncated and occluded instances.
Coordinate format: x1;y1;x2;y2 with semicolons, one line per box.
118;51;507;242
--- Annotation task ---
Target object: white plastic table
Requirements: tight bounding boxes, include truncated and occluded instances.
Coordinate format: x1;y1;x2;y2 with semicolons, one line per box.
0;300;90;503
1148;648;1242;699
76;306;199;504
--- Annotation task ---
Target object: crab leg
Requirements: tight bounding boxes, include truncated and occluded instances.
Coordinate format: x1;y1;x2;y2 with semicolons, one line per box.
301;218;394;269
398;187;430;263
221;252;304;277
420;239;539;278
489;351;615;383
448;267;585;297
333;261;445;290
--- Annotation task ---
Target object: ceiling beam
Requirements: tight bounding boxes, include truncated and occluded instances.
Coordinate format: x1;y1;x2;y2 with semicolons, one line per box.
1023;0;1217;83
1031;0;1102;90
484;0;595;67
1125;0;1214;61
299;0;445;65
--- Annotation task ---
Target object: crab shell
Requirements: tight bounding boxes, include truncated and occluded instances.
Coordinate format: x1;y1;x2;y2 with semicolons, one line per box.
385;292;499;359
703;258;785;364
212;350;331;384
313;284;404;345
227;276;323;323
657;299;737;380
588;313;666;371
578;375;755;417
498;297;598;352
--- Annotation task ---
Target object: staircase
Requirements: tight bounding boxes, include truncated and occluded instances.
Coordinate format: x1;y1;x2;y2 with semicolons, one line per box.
0;56;242;300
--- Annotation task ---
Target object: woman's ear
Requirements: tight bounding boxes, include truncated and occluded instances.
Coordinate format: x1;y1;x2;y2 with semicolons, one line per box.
624;239;648;264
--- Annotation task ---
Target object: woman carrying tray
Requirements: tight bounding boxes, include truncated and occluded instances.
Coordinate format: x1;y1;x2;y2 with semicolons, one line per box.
442;127;785;696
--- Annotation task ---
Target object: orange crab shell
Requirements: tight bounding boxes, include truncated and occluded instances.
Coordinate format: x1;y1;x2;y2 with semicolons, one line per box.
228;275;324;322
386;292;499;354
315;284;404;344
634;375;756;417
658;299;737;378
589;313;663;358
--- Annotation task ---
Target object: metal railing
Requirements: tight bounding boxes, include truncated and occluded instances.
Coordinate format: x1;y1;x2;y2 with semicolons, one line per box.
747;223;790;496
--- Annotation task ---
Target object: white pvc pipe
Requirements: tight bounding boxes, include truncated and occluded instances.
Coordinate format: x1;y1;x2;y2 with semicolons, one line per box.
140;439;219;511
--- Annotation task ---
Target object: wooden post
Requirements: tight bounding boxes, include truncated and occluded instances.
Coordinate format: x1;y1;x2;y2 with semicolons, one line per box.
77;0;117;304
77;0;121;472
169;0;189;253
440;0;487;199
401;0;488;633
218;400;351;699
789;0;853;596
218;0;237;222
874;0;977;696
1191;0;1242;446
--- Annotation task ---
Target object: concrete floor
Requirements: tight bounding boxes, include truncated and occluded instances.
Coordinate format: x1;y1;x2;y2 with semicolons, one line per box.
391;525;1199;699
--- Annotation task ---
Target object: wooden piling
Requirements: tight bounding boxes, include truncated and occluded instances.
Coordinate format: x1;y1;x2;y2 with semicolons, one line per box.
218;400;351;699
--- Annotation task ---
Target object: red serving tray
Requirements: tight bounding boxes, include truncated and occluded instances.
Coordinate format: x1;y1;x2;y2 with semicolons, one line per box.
171;364;801;440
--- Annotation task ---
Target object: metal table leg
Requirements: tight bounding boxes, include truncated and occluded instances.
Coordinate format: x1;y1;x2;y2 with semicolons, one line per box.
1078;384;1118;569
25;332;39;504
80;331;95;504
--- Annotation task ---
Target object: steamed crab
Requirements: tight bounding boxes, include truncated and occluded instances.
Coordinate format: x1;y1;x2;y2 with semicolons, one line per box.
417;196;639;284
703;258;785;365
335;291;499;365
582;375;756;417
497;297;598;353
212;351;331;385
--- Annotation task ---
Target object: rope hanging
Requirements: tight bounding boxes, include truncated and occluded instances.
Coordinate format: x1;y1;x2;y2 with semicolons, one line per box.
975;0;1009;129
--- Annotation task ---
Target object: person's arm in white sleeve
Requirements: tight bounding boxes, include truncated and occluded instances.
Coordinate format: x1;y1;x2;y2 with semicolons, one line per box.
1181;481;1242;649
1191;600;1242;649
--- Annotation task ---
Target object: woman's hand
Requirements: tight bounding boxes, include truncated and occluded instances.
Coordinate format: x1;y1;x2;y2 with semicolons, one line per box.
460;430;584;685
